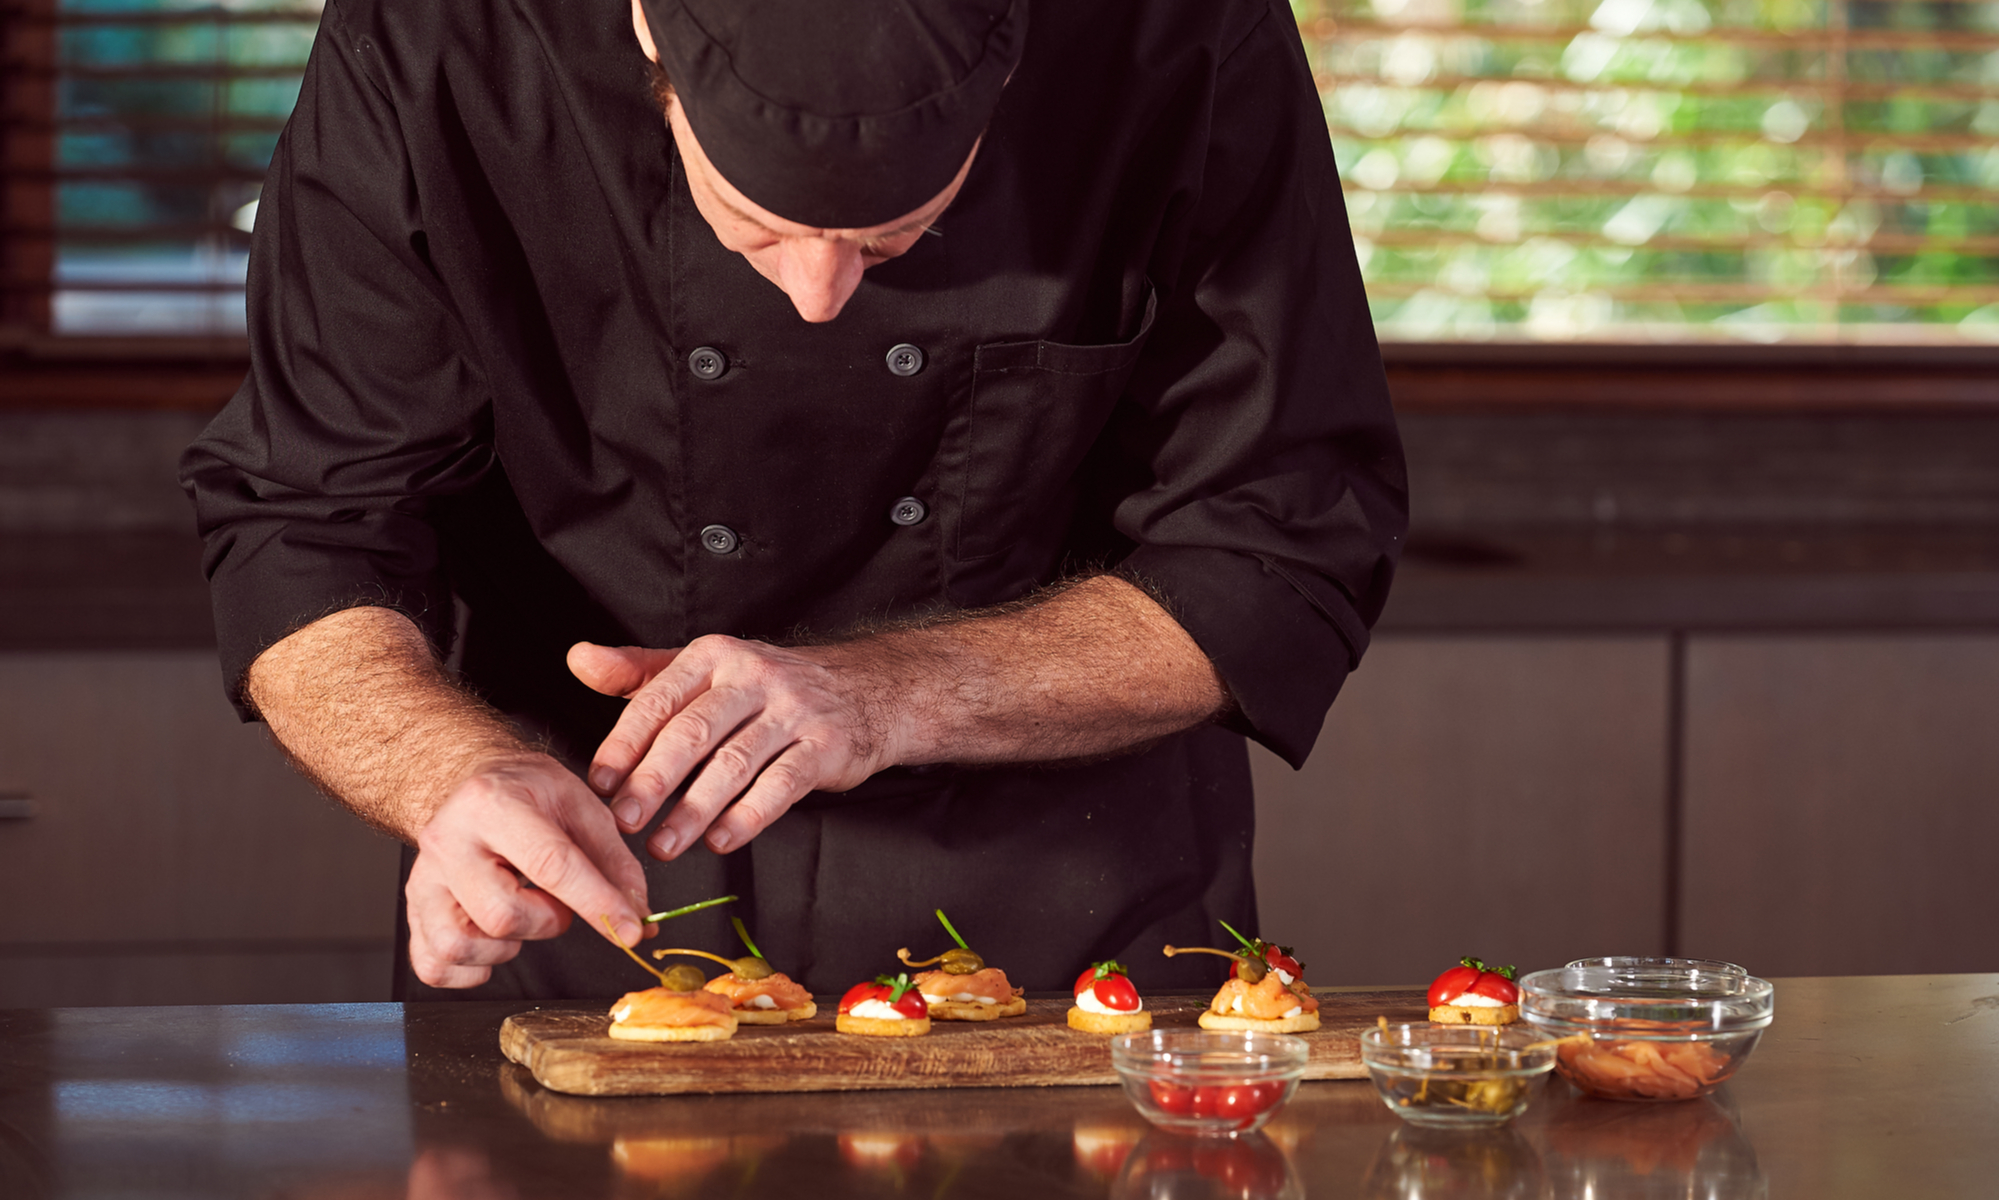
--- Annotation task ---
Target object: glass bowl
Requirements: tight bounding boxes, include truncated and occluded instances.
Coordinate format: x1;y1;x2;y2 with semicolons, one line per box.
1565;957;1748;977
1109;1030;1310;1137
1518;966;1774;1102
1360;1023;1558;1128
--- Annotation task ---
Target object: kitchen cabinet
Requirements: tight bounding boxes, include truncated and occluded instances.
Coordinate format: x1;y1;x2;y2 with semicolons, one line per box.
0;652;398;1006
1680;634;1998;977
1251;636;1673;987
1255;631;1998;983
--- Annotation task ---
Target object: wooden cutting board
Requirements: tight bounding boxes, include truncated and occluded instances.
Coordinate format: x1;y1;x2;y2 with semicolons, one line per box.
501;989;1426;1096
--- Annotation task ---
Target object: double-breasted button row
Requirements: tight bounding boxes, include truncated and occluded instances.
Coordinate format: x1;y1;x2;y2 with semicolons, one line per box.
688;344;927;382
698;498;927;555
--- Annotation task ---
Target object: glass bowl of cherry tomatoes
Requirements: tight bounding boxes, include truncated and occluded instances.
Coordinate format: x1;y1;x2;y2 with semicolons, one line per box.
1110;1030;1310;1137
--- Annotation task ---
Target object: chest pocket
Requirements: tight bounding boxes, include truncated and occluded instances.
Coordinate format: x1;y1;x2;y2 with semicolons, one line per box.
941;286;1158;601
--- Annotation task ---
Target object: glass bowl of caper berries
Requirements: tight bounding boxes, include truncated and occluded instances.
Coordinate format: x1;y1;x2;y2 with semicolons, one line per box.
1361;1022;1558;1128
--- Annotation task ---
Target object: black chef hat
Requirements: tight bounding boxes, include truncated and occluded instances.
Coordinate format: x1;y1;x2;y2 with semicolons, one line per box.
637;0;1027;230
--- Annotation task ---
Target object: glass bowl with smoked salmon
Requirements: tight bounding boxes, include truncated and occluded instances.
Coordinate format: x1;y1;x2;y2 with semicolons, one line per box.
1517;965;1775;1102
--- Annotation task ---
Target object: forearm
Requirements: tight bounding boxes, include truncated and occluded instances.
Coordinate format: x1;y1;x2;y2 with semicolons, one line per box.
245;604;534;842
857;574;1230;767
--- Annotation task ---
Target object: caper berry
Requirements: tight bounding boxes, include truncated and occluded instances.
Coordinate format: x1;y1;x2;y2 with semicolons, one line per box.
1234;952;1268;984
732;956;774;981
661;964;706;992
939;947;986;975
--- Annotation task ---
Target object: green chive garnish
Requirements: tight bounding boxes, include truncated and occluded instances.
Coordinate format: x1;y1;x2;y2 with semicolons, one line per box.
642;894;738;924
732;915;764;960
1219;919;1257;952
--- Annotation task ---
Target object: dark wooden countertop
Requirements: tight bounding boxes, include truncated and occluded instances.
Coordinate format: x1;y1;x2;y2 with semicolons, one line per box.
0;976;1992;1199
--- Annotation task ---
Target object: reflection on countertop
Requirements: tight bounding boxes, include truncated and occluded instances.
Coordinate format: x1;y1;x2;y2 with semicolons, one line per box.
3;977;1989;1200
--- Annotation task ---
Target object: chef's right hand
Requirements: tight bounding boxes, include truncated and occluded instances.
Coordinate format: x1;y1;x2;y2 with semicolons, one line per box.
405;751;651;988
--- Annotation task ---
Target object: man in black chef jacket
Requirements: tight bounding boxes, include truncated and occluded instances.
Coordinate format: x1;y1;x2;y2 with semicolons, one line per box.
180;0;1406;998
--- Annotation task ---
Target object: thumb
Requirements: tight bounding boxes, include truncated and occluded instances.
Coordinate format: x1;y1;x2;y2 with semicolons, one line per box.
567;642;679;698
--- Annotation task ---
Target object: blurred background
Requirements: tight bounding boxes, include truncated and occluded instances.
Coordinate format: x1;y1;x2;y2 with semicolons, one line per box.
0;0;1993;1006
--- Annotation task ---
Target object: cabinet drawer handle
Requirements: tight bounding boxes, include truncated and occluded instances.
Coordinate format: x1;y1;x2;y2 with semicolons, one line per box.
0;794;36;820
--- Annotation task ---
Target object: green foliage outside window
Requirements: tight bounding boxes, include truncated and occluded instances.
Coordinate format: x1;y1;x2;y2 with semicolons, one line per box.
1297;0;1999;342
37;0;1998;344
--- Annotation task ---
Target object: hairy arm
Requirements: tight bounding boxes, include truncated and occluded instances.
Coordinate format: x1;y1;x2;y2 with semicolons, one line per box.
251;574;1225;985
572;573;1229;859
248;605;523;841
247;605;653;986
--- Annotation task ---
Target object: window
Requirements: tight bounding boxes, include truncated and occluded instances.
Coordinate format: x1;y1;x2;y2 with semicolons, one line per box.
0;0;317;341
1301;0;1999;344
3;0;1992;353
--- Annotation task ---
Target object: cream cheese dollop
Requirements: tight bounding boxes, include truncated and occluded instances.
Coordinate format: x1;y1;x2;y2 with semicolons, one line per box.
921;990;999;1006
847;998;909;1020
1441;993;1508;1008
746;994;779;1009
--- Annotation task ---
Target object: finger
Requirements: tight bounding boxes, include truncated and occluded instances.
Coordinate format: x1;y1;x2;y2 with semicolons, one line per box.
588;647;720;800
415;809;584;944
552;786;654;922
456;869;573;944
567;642;681;700
653;714;798;858
703;742;822;854
622;687;763;857
477;805;649;948
613;680;759;832
405;865;516;988
418;830;575;943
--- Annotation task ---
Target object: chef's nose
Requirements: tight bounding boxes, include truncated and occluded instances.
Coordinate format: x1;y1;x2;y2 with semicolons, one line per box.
774;237;865;323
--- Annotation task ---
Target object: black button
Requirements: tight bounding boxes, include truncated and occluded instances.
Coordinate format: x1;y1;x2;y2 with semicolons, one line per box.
889;497;928;527
699;524;739;555
688;347;728;381
885;343;925;377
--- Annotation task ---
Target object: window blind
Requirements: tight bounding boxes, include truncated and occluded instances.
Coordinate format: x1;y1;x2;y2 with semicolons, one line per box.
2;0;1991;346
1301;0;1999;343
0;0;317;339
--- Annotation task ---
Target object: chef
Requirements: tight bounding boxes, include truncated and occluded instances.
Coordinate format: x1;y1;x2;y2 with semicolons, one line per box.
180;0;1406;998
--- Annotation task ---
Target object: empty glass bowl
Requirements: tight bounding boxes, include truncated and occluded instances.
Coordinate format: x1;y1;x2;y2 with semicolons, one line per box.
1361;1023;1558;1128
1518;965;1774;1102
1566;957;1748;977
1110;1030;1310;1137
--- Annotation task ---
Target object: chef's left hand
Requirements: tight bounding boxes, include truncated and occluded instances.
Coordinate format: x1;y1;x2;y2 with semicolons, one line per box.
567;636;902;860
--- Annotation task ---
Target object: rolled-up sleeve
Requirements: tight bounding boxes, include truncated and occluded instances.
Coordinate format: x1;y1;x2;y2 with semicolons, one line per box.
178;0;492;717
1114;2;1407;768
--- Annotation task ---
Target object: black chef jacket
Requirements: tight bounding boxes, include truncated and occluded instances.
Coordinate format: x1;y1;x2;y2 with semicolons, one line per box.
180;0;1407;998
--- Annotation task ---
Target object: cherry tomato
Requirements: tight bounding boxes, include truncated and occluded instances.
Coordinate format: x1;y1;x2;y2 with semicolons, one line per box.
838;982;885;1014
1190;1086;1225;1117
1149;1080;1197;1115
1214;1081;1284;1122
1263;945;1304;980
889;988;929;1019
1427;956;1519;1007
1090;975;1140;1011
1074;968;1098;997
